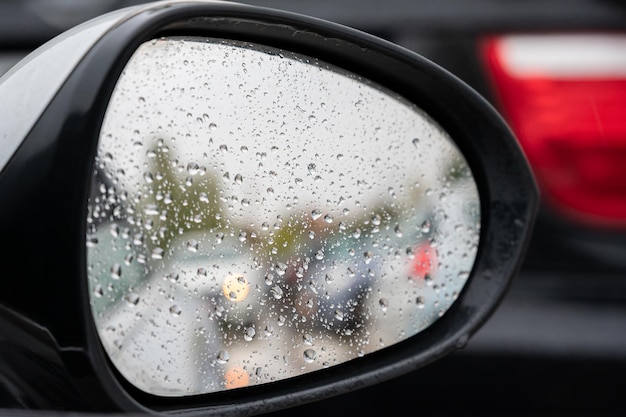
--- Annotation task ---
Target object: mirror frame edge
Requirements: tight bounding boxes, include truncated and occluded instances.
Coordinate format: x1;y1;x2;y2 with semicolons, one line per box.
0;1;538;414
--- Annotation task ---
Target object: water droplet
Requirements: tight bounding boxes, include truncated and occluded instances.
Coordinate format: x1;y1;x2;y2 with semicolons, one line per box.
187;239;199;252
216;350;229;364
303;334;314;346
125;293;140;306
241;198;251;207
274;262;287;276
209;123;217;131
151;247;164;259
133;233;144;246
352;229;362;239
187;162;200;175
323;214;333;224
238;232;247;242
315;250;324;260
244;327;256;342
311;209;322;220
303;349;317;363
144;204;159;216
425;275;434;286
271;285;284;300
394;224;403;238
234;174;243;184
169;304;181;316
308;231;315;239
197;268;207;276
143;172;154;184
266;187;274;195
93;284;103;298
364;251;373;264
215;232;225;244
371;214;381;226
416;296;426;309
379;298;389;312
110;264;121;279
334;310;344;321
412;138;419;147
421;220;431;233
307;163;316;175
166;272;179;283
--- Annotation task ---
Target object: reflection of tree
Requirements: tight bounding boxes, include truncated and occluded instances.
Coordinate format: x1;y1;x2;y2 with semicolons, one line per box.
91;135;445;388
136;143;225;253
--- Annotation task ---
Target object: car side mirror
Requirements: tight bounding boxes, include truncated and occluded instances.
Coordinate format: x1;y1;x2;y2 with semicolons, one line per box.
0;1;537;415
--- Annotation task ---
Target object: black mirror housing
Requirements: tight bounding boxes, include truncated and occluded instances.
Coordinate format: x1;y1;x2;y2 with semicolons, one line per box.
0;1;537;415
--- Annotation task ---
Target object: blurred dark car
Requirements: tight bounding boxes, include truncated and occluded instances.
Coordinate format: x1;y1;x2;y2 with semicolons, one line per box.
1;0;626;415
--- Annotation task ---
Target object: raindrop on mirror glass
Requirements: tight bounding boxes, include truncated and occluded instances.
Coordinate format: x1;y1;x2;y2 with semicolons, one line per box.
187;162;200;175
151;247;164;259
110;264;121;280
244;327;256;342
303;349;317;364
216;350;229;364
93;285;103;298
187;239;199;252
125;293;140;306
169;304;182;316
271;286;284;300
379;298;389;312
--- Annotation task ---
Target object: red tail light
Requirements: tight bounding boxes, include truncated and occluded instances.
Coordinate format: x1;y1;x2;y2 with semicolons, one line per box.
482;34;626;227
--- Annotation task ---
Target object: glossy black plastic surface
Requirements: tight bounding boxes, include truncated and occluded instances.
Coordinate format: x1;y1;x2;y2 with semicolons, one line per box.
0;1;538;414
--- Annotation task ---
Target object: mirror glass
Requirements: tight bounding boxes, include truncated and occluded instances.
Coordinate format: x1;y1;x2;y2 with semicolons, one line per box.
86;37;480;396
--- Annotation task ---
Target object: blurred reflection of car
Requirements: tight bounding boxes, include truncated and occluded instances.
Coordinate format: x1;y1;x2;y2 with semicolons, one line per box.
1;0;626;416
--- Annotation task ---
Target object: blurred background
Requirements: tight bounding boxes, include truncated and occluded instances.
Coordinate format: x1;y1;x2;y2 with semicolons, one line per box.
1;0;626;415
